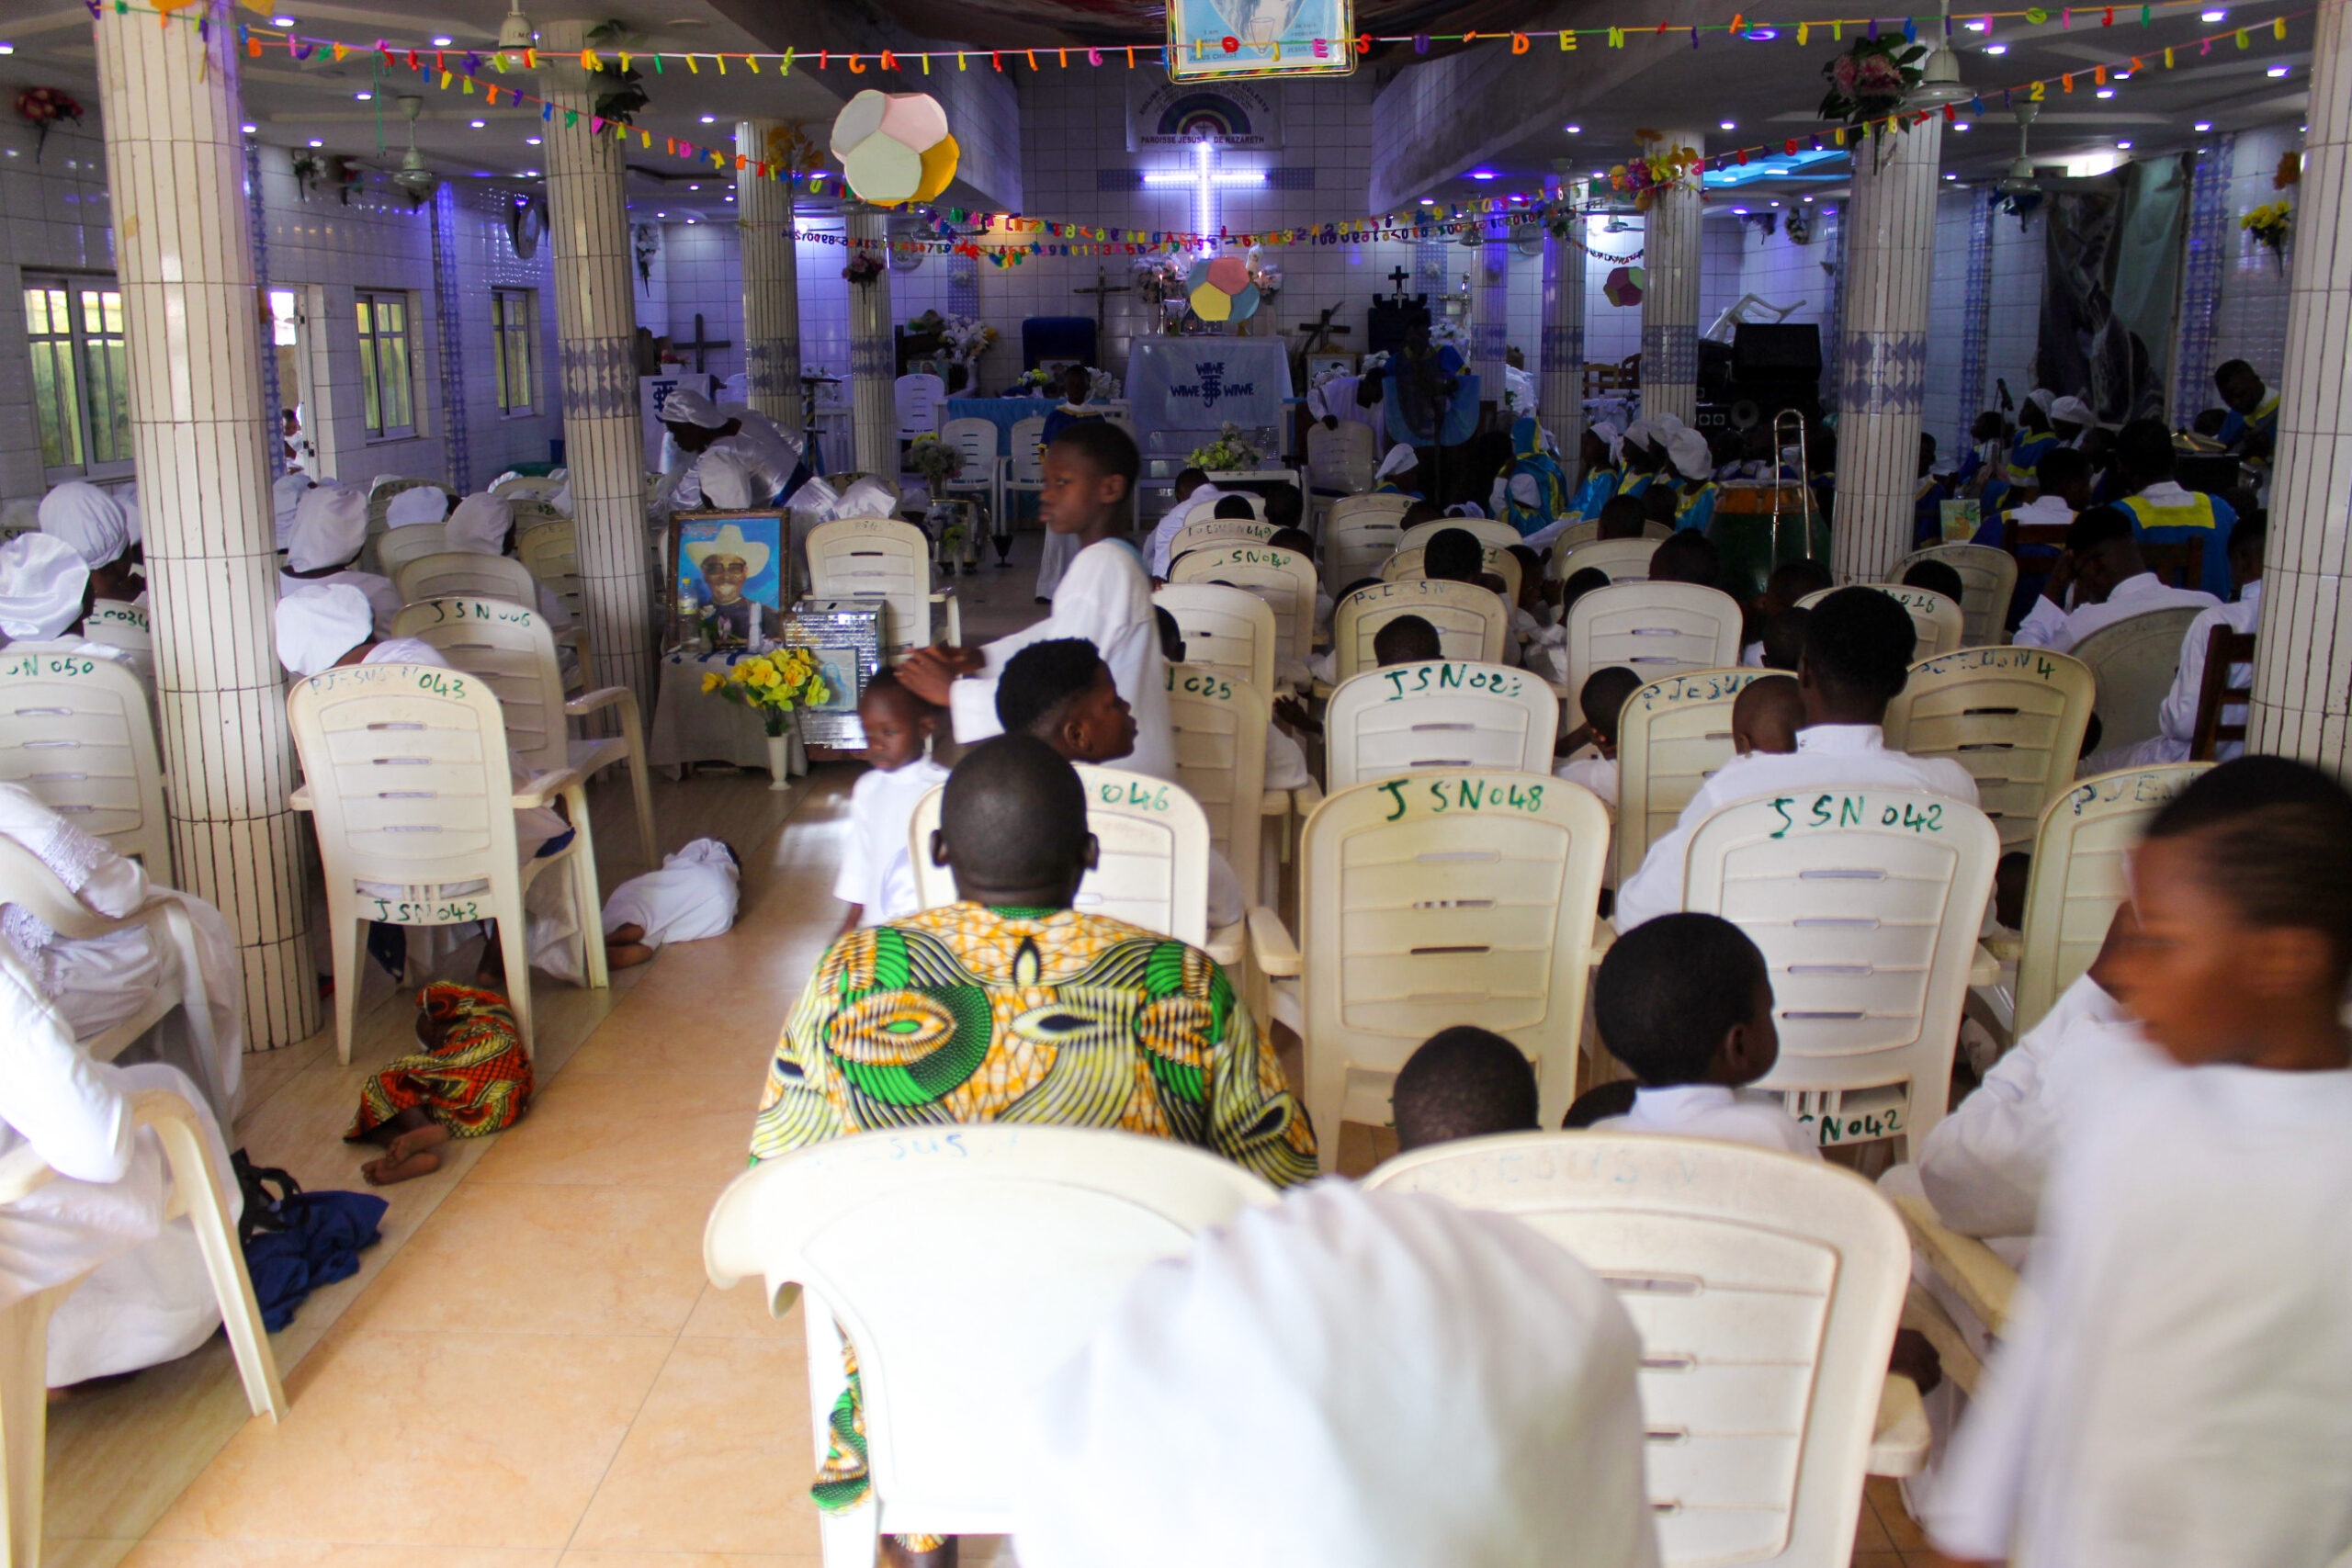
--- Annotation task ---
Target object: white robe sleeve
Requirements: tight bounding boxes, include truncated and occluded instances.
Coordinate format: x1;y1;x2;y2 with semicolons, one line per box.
2013;596;2071;650
0;963;135;1185
1611;772;1733;932
2155;604;2222;744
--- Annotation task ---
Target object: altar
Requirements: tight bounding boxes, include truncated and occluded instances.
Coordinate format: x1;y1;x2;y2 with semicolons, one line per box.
1124;338;1295;511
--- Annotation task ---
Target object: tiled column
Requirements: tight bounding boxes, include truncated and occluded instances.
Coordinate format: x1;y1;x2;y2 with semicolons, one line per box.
93;3;319;1049
2248;5;2352;765
1956;187;1994;453
1640;128;1707;428
429;185;472;493
1540;206;1588;484
1475;224;1510;413
736;119;803;439
845;204;896;479
1829;118;1942;582
540;20;653;713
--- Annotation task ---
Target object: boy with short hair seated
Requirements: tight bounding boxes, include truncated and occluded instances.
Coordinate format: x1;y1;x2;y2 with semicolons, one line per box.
1929;754;2352;1568
1614;585;1978;931
1741;558;1834;665
1645;529;1723;591
1731;673;1804;757
1391;1025;1540;1152
1555;665;1641;807
1901;558;1968;606
1577;912;1818;1156
1145;467;1219;580
1594;495;1648;541
1373;613;1443;668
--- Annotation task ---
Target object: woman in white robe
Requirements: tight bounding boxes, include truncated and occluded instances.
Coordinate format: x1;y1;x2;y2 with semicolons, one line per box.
0;953;238;1387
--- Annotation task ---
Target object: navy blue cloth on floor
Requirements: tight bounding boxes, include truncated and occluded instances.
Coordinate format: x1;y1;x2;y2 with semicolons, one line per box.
243;1190;389;1331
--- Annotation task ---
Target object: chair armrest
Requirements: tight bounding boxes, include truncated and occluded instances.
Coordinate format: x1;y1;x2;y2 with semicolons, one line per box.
1868;1373;1930;1478
1894;1194;2018;1336
1969;942;2001;987
1982;935;2023;964
565;685;639;723
1291;778;1325;818
513;764;590;809
1589;915;1616;968
1260;789;1289;818
288;784;314;811
1206;921;1244;969
1247;905;1301;979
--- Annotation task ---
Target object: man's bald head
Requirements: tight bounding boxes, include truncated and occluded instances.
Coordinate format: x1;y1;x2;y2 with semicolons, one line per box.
934;735;1095;904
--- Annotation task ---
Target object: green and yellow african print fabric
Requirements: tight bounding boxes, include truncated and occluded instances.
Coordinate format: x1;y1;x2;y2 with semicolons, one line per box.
750;903;1317;1188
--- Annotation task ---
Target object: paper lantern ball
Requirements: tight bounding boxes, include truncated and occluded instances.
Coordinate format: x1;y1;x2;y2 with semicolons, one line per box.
1603;265;1645;308
831;89;959;208
1186;256;1261;322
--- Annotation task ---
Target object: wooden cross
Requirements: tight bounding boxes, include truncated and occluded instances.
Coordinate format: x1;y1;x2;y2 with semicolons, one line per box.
1386;265;1413;301
1072;266;1131;344
681;311;731;374
1293;303;1351;357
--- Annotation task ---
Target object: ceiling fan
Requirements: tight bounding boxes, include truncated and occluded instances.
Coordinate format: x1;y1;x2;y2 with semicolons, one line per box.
389;96;439;206
1907;0;1975;108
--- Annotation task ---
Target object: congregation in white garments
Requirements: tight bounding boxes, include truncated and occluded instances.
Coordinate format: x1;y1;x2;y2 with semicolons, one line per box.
0;0;2348;1562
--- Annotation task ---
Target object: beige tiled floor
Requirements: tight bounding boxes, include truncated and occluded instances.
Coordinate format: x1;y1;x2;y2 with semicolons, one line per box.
50;538;1965;1565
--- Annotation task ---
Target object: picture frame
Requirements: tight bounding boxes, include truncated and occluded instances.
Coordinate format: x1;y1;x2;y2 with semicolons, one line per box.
1167;0;1355;81
669;508;788;649
783;598;884;748
1304;350;1360;384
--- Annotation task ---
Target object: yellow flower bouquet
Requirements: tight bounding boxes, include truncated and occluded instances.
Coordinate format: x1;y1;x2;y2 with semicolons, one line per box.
2242;200;2292;265
700;648;831;737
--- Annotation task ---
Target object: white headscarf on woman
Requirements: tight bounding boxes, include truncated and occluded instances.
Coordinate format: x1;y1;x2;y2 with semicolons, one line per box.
1013;1181;1660;1568
273;583;374;677
445;494;514;556
286;482;368;572
38;481;130;570
384;487;448;528
0;534;91;642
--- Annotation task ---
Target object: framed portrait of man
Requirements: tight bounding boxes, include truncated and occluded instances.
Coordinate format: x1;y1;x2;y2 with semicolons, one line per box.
1167;0;1354;80
670;510;787;648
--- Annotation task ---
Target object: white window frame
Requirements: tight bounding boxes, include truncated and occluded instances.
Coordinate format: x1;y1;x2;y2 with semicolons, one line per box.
492;287;537;418
23;272;133;484
356;288;418;443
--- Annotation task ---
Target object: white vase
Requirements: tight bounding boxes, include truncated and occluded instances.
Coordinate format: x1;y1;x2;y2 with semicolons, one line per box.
765;732;792;792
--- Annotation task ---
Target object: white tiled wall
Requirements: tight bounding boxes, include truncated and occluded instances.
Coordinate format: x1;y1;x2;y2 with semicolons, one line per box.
0;115;117;506
2210;123;2299;392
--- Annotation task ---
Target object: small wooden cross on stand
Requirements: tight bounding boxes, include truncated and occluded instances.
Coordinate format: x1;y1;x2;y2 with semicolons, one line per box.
682;311;732;374
1072;266;1131;357
1386;265;1413;302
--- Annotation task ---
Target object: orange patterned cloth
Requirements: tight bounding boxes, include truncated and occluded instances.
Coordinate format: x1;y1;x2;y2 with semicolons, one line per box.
345;982;534;1142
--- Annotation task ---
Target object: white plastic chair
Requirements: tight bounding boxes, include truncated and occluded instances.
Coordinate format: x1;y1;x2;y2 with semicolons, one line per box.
1798;584;1964;659
0;1058;286;1564
393;549;541;609
1883;646;2097;855
1381;542;1524;606
1329;580;1510;686
1323;660;1558;789
806;516;961;663
1894;543;2017;647
1169;542;1317;673
1250;772;1611;1168
1167;515;1279;559
288;660;608;1063
937;416;1002;536
999;415;1046;522
1399;516;1522;554
2008;762;2208;1034
1565;583;1745;728
514;517;583;628
1153;585;1277;698
488;473;564;502
1613;668;1770;887
1324;495;1411;591
1306;420;1374;493
390;598;656;873
908;764;1237;961
2071;605;2206;752
893;373;946;441
0;647;171;873
702;1125;1279;1564
81;600;151;656
1367;1133;1919;1567
373;521;450;581
1163;663;1272;910
1555;536;1662;584
1679;788;1999;1156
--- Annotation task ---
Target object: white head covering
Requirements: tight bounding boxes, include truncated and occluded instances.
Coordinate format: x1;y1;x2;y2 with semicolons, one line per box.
119;484;141;547
274;583;374;676
2025;387;2057;415
286;482;368;573
1375;444;1418;481
1444;501;1487;518
445;493;514;556
2050;394;2093;429
1015;1183;1657;1568
669;837;740;876
660;387;729;430
37;481;130;570
1509;473;1544;510
0;533;90;641
1621;418;1657;456
272;472;312;550
1651;412;1688;434
385;487;448;528
1667;426;1713;481
1590;418;1623;448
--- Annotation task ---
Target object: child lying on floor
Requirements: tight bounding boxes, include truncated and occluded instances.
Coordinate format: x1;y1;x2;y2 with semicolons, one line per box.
602;838;742;969
345;982;534;1184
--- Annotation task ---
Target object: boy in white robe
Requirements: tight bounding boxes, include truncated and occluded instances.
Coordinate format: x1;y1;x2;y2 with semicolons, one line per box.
280;481;401;637
1577;912;1820;1156
603;838;741;968
2102;514;2264;770
900;421;1176;783
1144;468;1223;581
1615;586;1978;931
2011;504;2217;655
833;671;951;933
0;953;240;1388
1929;757;2352;1568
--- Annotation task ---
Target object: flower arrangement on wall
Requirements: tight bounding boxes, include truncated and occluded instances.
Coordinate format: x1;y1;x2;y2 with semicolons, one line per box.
842;251;885;287
1819;37;1928;140
2242;200;2291;267
15;86;82;161
1609;130;1702;212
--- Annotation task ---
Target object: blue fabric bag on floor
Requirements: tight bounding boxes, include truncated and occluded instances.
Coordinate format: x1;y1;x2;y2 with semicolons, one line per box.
243;1190;389;1331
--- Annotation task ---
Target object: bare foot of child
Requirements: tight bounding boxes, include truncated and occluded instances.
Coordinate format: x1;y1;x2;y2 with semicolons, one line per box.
606;942;655;969
361;1122;451;1185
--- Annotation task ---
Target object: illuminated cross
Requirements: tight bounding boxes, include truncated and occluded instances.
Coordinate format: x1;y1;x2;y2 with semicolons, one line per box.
1141;134;1266;252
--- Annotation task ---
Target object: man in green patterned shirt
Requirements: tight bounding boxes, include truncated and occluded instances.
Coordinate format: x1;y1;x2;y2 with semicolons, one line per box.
751;736;1316;1564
